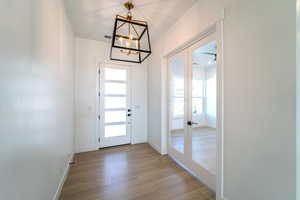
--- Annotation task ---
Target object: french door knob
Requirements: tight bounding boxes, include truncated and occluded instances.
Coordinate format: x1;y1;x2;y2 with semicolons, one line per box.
187;121;198;126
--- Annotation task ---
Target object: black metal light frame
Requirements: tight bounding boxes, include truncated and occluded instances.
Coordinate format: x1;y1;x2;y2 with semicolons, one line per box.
110;16;152;64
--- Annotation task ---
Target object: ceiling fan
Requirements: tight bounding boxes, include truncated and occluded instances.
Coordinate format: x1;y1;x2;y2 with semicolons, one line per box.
201;52;217;61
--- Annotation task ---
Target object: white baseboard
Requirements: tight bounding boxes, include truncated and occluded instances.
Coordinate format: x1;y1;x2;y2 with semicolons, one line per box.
131;140;148;145
169;154;215;189
75;145;99;153
148;142;162;154
169;154;199;179
216;195;227;200
53;154;74;200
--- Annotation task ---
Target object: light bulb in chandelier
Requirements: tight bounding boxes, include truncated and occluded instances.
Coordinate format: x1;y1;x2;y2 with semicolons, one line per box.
119;37;123;45
126;41;130;48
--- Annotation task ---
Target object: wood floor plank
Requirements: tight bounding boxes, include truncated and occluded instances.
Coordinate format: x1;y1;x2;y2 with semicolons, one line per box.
60;144;215;200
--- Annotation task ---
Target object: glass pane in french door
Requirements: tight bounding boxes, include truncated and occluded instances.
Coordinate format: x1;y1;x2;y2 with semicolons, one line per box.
191;40;217;175
169;54;185;153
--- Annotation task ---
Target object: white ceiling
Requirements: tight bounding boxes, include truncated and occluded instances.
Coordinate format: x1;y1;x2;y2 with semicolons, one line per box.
63;0;197;42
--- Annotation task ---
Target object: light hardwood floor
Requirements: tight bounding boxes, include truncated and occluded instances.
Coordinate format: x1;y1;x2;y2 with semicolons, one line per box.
60;144;215;200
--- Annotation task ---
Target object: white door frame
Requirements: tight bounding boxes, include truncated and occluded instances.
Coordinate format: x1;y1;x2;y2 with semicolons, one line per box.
96;63;133;148
164;21;224;200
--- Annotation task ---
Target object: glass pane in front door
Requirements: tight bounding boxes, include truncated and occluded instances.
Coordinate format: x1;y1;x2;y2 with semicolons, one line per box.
102;67;130;140
169;53;186;153
105;124;126;137
105;110;127;123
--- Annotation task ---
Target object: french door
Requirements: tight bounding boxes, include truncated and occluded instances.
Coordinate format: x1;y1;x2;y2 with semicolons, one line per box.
98;65;132;148
168;31;217;190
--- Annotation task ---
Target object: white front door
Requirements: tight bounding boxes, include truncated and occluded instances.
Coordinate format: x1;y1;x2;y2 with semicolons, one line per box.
99;65;132;148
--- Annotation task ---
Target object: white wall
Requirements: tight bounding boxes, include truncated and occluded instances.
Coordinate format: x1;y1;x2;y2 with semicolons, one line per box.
75;38;148;153
297;1;300;199
147;40;164;153
223;0;295;200
0;1;74;200
147;0;297;199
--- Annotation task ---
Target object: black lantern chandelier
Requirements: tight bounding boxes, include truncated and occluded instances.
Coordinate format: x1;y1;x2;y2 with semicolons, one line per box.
110;1;152;63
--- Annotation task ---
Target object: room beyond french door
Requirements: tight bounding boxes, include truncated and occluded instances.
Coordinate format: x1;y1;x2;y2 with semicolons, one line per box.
98;65;132;148
168;31;217;190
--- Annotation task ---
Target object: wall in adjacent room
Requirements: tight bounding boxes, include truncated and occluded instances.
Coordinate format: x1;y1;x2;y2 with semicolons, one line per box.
74;38;148;153
0;0;75;200
147;0;297;199
206;66;217;128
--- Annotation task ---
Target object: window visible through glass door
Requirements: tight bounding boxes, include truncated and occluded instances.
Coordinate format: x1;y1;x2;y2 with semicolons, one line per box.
169;52;186;154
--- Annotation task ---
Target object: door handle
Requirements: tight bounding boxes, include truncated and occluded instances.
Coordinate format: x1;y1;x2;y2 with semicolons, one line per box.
187;121;198;126
127;114;131;117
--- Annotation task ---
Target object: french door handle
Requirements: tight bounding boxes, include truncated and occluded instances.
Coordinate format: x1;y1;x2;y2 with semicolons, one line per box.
187;121;198;126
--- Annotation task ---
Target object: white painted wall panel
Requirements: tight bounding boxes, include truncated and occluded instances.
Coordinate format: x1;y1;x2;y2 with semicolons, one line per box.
0;0;74;199
131;65;148;144
206;67;217;128
297;1;300;199
223;0;296;199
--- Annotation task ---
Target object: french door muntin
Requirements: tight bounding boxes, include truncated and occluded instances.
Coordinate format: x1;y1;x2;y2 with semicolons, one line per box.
98;65;132;148
168;31;217;190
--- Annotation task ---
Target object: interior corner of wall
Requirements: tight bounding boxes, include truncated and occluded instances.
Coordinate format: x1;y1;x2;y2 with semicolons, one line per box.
149;141;162;154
